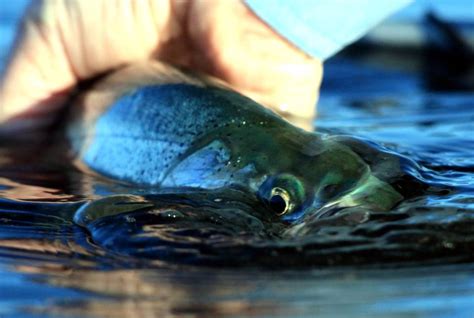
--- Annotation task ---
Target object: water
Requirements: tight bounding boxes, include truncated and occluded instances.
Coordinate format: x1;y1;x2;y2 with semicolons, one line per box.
1;2;474;318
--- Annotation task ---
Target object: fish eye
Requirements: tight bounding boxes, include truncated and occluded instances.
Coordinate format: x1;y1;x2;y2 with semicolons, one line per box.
269;187;291;215
258;174;305;217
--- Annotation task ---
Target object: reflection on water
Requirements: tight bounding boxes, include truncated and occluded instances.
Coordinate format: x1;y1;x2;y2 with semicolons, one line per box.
3;262;474;318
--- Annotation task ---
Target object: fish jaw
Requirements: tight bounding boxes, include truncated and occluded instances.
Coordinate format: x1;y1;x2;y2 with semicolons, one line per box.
283;174;403;223
334;175;404;212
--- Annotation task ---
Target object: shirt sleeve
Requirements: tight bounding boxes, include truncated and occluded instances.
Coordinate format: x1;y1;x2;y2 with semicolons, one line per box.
245;0;412;60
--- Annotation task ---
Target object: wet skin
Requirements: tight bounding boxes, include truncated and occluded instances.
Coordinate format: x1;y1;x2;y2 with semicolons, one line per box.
67;62;403;223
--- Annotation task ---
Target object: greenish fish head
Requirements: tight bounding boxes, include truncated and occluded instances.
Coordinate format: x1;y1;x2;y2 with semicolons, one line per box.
253;132;403;222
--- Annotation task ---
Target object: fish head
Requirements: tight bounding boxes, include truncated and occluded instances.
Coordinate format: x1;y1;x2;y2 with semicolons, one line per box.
254;132;403;221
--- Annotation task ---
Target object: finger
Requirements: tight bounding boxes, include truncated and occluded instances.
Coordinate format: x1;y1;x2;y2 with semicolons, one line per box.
186;0;323;129
0;1;76;126
0;0;175;127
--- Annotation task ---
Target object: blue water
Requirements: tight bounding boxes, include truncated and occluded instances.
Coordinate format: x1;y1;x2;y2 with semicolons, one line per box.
1;1;474;318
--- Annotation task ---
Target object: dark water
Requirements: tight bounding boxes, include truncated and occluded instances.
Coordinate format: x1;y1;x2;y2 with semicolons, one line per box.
2;3;474;318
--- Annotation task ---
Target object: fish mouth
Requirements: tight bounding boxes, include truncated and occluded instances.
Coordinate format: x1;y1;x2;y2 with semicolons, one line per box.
310;202;348;219
280;198;341;223
288;199;357;222
281;193;378;238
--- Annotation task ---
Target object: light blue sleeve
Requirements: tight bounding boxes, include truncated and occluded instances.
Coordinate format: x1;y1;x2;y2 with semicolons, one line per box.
245;0;412;60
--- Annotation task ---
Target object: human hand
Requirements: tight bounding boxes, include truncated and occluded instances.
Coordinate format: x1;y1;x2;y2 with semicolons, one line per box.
0;0;322;130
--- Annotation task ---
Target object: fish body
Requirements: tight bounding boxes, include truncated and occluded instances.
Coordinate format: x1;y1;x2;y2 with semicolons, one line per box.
68;62;403;220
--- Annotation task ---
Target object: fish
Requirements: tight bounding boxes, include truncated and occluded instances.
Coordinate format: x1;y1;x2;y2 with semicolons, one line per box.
67;61;405;223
